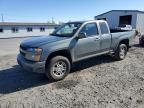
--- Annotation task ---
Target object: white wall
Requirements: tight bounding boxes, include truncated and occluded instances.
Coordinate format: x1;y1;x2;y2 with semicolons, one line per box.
95;11;138;29
136;13;144;33
0;25;55;38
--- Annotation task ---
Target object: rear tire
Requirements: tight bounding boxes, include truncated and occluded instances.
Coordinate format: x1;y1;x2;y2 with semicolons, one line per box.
139;38;144;46
46;56;71;81
114;44;128;60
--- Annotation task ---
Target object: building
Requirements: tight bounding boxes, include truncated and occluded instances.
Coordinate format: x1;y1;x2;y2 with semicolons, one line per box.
95;10;144;33
0;22;57;38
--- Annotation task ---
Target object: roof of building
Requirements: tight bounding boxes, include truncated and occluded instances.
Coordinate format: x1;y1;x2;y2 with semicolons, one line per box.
67;20;100;24
0;22;57;26
67;20;91;24
95;10;144;17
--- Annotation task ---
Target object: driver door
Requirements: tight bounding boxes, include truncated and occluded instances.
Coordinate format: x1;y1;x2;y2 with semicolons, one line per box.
73;22;101;61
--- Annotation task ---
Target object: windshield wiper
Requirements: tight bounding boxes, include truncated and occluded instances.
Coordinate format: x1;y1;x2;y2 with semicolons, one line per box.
50;33;56;36
50;33;72;37
50;33;64;37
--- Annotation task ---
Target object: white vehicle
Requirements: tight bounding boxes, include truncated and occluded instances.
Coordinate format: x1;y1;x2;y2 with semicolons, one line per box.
116;25;133;30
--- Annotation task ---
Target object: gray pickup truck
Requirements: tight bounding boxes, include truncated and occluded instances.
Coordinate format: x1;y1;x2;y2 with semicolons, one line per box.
17;20;136;81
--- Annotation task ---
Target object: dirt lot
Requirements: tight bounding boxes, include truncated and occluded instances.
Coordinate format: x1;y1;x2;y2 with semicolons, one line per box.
0;38;144;108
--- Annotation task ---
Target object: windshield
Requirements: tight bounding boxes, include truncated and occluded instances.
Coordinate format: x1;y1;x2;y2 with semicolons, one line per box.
51;22;82;37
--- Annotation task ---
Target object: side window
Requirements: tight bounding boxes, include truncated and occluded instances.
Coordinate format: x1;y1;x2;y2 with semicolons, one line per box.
40;27;45;32
99;22;109;34
27;27;33;32
12;27;19;33
0;28;3;33
80;23;98;37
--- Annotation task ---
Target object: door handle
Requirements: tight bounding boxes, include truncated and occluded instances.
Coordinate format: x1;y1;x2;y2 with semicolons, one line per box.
95;37;100;41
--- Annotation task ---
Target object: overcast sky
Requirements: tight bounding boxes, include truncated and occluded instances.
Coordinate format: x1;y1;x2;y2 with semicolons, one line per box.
0;0;144;23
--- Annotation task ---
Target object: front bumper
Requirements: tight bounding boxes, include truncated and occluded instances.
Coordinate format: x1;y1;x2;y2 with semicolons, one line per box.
17;54;46;73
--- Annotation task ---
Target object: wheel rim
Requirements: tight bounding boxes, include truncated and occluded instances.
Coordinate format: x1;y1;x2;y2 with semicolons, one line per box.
120;46;126;59
52;61;67;76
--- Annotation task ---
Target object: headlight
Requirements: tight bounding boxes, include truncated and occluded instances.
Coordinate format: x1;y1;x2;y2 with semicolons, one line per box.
27;48;42;55
26;48;42;61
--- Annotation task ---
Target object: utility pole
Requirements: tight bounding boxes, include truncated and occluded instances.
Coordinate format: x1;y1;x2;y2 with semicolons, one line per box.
1;14;4;22
52;17;55;24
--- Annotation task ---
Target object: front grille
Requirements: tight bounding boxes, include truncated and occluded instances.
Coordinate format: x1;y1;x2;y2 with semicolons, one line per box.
20;45;27;50
20;51;26;57
20;45;27;57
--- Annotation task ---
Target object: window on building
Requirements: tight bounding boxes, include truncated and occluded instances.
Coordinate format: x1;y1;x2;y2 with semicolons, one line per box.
0;28;3;33
40;27;45;32
27;27;33;32
12;27;19;33
99;22;109;34
80;23;99;37
119;15;132;26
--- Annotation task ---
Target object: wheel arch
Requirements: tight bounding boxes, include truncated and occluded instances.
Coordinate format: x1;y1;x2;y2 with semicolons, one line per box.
116;39;129;51
45;49;72;67
120;39;129;50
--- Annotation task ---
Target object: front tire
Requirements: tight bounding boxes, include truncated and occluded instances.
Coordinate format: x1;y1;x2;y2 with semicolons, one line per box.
114;44;128;60
46;56;71;81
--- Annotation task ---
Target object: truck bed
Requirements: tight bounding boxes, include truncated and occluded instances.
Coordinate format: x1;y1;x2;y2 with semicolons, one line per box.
110;29;132;33
110;30;136;49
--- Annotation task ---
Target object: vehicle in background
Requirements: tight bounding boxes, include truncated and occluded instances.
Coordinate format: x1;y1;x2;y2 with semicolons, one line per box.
139;34;144;46
116;24;133;30
17;20;137;81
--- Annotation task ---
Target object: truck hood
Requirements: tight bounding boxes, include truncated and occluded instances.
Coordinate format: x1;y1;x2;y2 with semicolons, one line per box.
21;35;69;48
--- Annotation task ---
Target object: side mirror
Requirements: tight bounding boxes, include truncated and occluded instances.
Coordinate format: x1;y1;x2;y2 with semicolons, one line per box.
77;32;87;39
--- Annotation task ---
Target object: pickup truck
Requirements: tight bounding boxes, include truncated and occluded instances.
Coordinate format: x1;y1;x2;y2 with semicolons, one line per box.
17;20;136;81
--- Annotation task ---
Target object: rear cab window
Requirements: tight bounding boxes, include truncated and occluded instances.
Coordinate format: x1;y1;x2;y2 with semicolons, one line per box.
80;23;99;37
99;22;110;35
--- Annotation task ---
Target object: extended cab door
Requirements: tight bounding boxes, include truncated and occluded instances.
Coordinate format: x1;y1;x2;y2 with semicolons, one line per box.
98;21;112;51
73;22;101;61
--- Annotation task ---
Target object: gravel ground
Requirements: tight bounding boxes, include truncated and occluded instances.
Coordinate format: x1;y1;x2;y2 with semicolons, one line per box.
0;38;144;108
